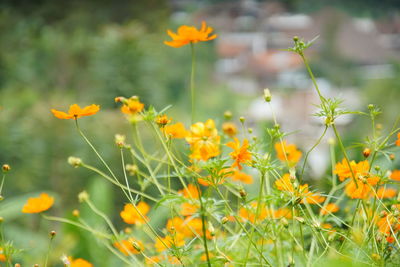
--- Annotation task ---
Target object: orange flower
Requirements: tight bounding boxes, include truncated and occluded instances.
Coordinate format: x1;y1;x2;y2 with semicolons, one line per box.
265;208;293;219
178;184;199;199
239;202;267;223
222;122;237;137
180;202;199;217
114;238;144;255
186;119;220;161
390;170;400;181
0;248;6;262
320;203;340;215
155;233;185;252
230;170;253;184
375;187;397;199
166;217;193;237
120;97;144;115
226;138;251;170
334;159;369;182
22;193;54;213
51;104;99;119
69;257;93;267
163;122;188;138
120;201;149;225
274;141;302;165
396;132;400;146
377;212;400;242
156;114;171;127
275;174;325;204
345;175;380;199
164;21;217;48
275;174;294;192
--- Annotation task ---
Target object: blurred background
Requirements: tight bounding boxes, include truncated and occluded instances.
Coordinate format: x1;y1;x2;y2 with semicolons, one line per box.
1;0;400;265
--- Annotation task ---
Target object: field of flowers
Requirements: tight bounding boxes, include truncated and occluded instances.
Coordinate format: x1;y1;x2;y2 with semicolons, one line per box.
1;20;400;267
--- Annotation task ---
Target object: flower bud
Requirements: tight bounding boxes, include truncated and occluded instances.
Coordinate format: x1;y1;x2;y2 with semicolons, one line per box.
293;36;299;42
263;88;272;102
78;191;89;203
221;217;229;224
248;128;253;134
72;209;80;217
390;154;395;161
239;189;247;199
115;134;126;147
368;104;374;110
126;164;138;176
327;138;335;145
239;116;245;123
224;111;233;120
208;222;215;236
374;165;380;171
68;156;82;168
131;241;142;252
50;230;57;238
2;164;10;172
363;148;371;158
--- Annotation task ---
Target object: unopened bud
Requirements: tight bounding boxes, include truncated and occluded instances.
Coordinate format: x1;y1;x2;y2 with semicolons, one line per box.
115;96;124;103
239;116;245;123
2;164;10;172
115;134;126;147
363;148;371;158
281;218;289;228
368;104;374;110
78;191;89;203
293;36;299;42
126;164;138;176
124;227;132;234
68;156;82;168
224;111;232;120
221;217;229;224
0;217;3;223
327;138;335;145
72;209;80;217
50;230;56;238
263;88;272;102
248;128;253;134
0;196;3;201
294;216;305;224
15;264;21;267
131;241;142;252
239;189;247;199
390;154;395;161
208;222;215;236
374;165;380;171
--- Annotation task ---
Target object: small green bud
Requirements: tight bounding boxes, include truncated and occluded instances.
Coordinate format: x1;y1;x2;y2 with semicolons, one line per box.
368;104;374;110
239;116;245;123
78;191;89;203
68;156;82;168
263;88;272;102
224;111;233;120
293;36;299;42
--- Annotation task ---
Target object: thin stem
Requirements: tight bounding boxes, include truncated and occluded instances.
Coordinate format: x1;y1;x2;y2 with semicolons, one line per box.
196;183;211;267
190;42;196;123
43;234;55;267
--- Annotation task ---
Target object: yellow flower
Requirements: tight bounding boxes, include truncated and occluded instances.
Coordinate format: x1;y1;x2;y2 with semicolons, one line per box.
162;122;188;138
345;175;380;199
22;193;54;213
120;201;149;225
164;21;217;48
155;114;171;127
186;119;220;161
51;104;100;120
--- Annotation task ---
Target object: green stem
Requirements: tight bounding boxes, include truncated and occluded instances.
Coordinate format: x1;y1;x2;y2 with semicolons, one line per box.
196;183;211;267
190;42;196;123
44;233;55;267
